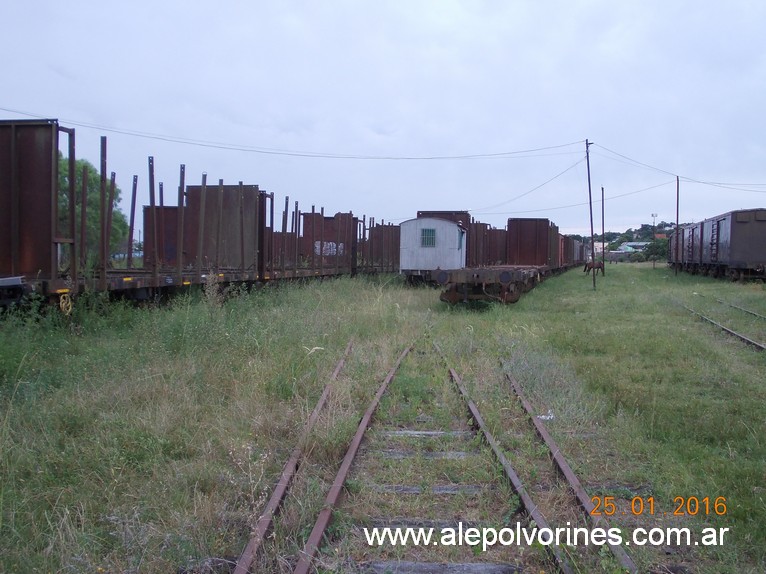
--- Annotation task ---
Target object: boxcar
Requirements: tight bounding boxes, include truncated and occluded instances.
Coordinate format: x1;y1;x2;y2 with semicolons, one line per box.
668;208;766;279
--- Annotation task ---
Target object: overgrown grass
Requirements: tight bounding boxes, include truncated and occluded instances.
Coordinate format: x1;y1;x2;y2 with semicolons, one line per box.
1;267;763;572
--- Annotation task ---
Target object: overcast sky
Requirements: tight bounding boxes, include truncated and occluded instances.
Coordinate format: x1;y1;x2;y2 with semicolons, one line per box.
3;1;765;235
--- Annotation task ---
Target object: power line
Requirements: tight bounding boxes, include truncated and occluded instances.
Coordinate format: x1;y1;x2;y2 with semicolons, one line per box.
594;143;766;193
0;106;583;161
469;156;586;213
475;180;676;216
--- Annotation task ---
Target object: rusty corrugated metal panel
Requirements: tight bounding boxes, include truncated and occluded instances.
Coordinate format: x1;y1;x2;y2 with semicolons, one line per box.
0;119;58;282
365;223;400;271
143;206;179;267
548;222;559;268
301;212;357;273
507;218;553;266
185;184;260;271
487;228;507;265
466;222;489;267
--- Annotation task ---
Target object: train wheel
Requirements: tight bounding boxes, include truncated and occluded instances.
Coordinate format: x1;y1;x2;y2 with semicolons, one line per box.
59;293;73;316
502;288;522;304
439;286;461;304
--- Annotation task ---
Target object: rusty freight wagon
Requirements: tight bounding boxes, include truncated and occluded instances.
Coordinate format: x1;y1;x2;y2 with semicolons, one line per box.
0;119;78;308
436;217;574;304
669;208;766;279
0;118;393;310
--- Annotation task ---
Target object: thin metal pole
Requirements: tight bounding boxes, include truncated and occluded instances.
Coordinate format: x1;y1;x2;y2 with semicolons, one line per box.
675;175;680;276
294;200;299;274
79;165;88;270
148;158;158;286
310;206;316;274
106;172;116;258
335;214;341;275
176;165;186;285
586;139;595;290
281;196;289;276
99;137;107;291
601;185;605;274
158;182;165;267
196;173;207;283
66;129;77;285
239;181;246;276
253;185;260;277
127;175;137;270
320;208;325;276
215;179;224;270
269;192;275;278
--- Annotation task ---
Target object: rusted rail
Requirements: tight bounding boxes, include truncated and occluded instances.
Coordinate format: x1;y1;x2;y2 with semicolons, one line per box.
503;369;638;573
439;352;575;574
233;340;353;574
715;298;766;321
684;306;766;351
292;344;413;574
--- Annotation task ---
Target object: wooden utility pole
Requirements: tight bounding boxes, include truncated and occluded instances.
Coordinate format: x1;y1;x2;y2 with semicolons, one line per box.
601;185;605;274
673;176;681;275
586;140;596;290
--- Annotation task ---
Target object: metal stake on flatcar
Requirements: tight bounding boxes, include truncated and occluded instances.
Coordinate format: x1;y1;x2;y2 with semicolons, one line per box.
239;182;246;276
215;179;224;271
148;158;159;288
176;165;186;286
107;172;116;268
127;175;138;270
80;164;88;271
99;137;107;291
158;181;166;268
196;173;207;284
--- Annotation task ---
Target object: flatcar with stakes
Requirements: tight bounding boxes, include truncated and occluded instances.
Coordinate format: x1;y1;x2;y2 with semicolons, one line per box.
0;118;398;312
398;212;584;303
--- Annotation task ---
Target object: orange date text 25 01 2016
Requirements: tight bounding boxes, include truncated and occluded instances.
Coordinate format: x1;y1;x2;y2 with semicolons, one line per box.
590;496;728;517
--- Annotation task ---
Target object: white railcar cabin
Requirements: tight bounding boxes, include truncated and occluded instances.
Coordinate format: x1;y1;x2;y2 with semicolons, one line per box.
399;217;466;282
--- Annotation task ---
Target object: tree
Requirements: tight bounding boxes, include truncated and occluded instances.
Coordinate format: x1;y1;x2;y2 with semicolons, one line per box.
57;153;129;264
644;237;669;261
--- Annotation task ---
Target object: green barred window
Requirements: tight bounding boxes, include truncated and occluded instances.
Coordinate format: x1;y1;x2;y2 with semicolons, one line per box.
421;228;436;247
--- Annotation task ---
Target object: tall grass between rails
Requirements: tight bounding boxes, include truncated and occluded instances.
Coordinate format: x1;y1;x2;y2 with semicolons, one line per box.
417;264;765;572
488;263;765;572
0;275;422;572
0;267;763;572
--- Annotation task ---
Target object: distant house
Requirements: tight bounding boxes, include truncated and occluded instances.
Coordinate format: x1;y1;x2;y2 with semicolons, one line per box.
617;242;651;252
604;241;651;263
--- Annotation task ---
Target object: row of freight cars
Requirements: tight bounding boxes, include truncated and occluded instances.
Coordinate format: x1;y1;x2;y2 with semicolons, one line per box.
668;208;766;280
0;119;400;310
399;211;585;303
0;118;582;311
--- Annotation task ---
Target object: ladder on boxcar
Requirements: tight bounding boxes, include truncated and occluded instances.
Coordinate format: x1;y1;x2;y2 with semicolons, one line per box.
710;220;719;262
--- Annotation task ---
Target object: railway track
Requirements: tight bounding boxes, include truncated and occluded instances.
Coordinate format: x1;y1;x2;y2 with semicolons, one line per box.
683;305;766;351
232;340;639;573
714;298;766;321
